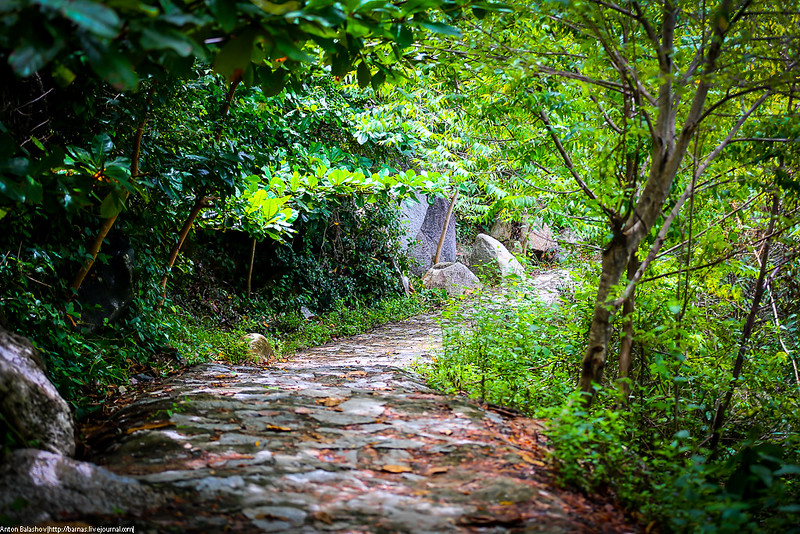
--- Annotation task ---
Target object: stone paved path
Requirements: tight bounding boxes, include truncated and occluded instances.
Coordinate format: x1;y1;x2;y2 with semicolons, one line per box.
83;307;636;533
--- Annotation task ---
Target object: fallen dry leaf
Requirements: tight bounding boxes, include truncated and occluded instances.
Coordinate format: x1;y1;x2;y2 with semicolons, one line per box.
424;466;449;476
346;371;368;377
265;424;292;432
381;464;413;473
312;511;334;525
518;452;546;467
124;421;173;434
316;397;345;407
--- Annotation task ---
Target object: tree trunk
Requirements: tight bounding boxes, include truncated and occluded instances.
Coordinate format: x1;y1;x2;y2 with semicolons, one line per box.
433;189;459;265
578;233;631;398
71;86;154;292
247;236;256;298
617;253;639;401
159;195;208;300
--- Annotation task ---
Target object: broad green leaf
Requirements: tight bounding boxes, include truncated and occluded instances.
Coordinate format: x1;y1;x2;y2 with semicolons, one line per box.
213;29;257;81
417;21;461;37
9;41;61;78
89;50;138;90
250;0;300;16
274;34;311;62
395;25;413;49
371;69;386;90
0;175;26;202
52;63;76;87
209;0;238;32
91;134;114;159
99;192;124;218
357;61;371;88
331;50;350;77
259;66;287;96
140;27;196;57
47;0;122;39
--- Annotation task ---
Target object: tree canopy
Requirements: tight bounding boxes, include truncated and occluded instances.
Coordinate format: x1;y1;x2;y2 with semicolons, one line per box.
1;0;799;530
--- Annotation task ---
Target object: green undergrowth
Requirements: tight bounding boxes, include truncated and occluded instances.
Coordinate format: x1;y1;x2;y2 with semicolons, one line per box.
420;266;800;533
164;288;447;367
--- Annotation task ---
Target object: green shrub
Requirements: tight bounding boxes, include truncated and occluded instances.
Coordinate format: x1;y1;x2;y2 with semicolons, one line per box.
422;265;800;532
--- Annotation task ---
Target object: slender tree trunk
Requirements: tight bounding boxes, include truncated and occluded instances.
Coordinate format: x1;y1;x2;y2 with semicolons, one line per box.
71;87;154;292
617;253;639;401
707;191;780;453
159;195;209;300
578;233;631;397
215;74;242;143
247;237;256;298
159;75;241;301
433;189;459;265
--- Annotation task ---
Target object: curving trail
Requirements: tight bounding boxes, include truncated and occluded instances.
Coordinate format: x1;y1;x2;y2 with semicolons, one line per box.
84;307;637;533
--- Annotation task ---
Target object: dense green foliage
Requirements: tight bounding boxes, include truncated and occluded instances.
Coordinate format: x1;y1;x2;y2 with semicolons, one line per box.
0;1;471;412
2;0;800;531
423;259;800;531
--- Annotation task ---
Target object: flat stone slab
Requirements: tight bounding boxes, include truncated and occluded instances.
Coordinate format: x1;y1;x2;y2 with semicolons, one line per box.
66;295;636;533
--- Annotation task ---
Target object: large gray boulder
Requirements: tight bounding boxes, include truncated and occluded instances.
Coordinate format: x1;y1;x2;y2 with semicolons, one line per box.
422;262;482;297
0;448;164;523
489;219;517;242
468;233;525;283
525;269;576;305
521;220;557;257
398;193;429;250
244;333;275;363
398;195;457;276
407;230;436;276
0;328;75;456
419;196;456;264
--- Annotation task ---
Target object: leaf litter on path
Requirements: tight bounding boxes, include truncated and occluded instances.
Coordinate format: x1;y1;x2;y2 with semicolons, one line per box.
73;313;641;533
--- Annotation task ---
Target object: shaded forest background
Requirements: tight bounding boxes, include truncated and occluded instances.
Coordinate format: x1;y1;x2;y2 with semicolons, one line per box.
1;0;799;531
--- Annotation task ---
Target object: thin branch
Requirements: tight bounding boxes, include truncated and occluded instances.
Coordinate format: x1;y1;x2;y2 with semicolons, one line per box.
585;16;658;106
630;1;663;64
766;271;800;396
537;110;616;222
731;137;793;143
535;66;628;94
641;218;798;284
695;92;771;176
588;0;636;18
655;191;766;260
590;94;623;133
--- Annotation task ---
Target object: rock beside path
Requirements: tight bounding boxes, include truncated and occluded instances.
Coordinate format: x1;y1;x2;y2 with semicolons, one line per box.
0;327;75;456
468;233;525;283
422;262;481;297
0;448;164;524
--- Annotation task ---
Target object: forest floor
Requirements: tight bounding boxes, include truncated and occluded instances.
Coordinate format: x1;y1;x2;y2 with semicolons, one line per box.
79;282;640;533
